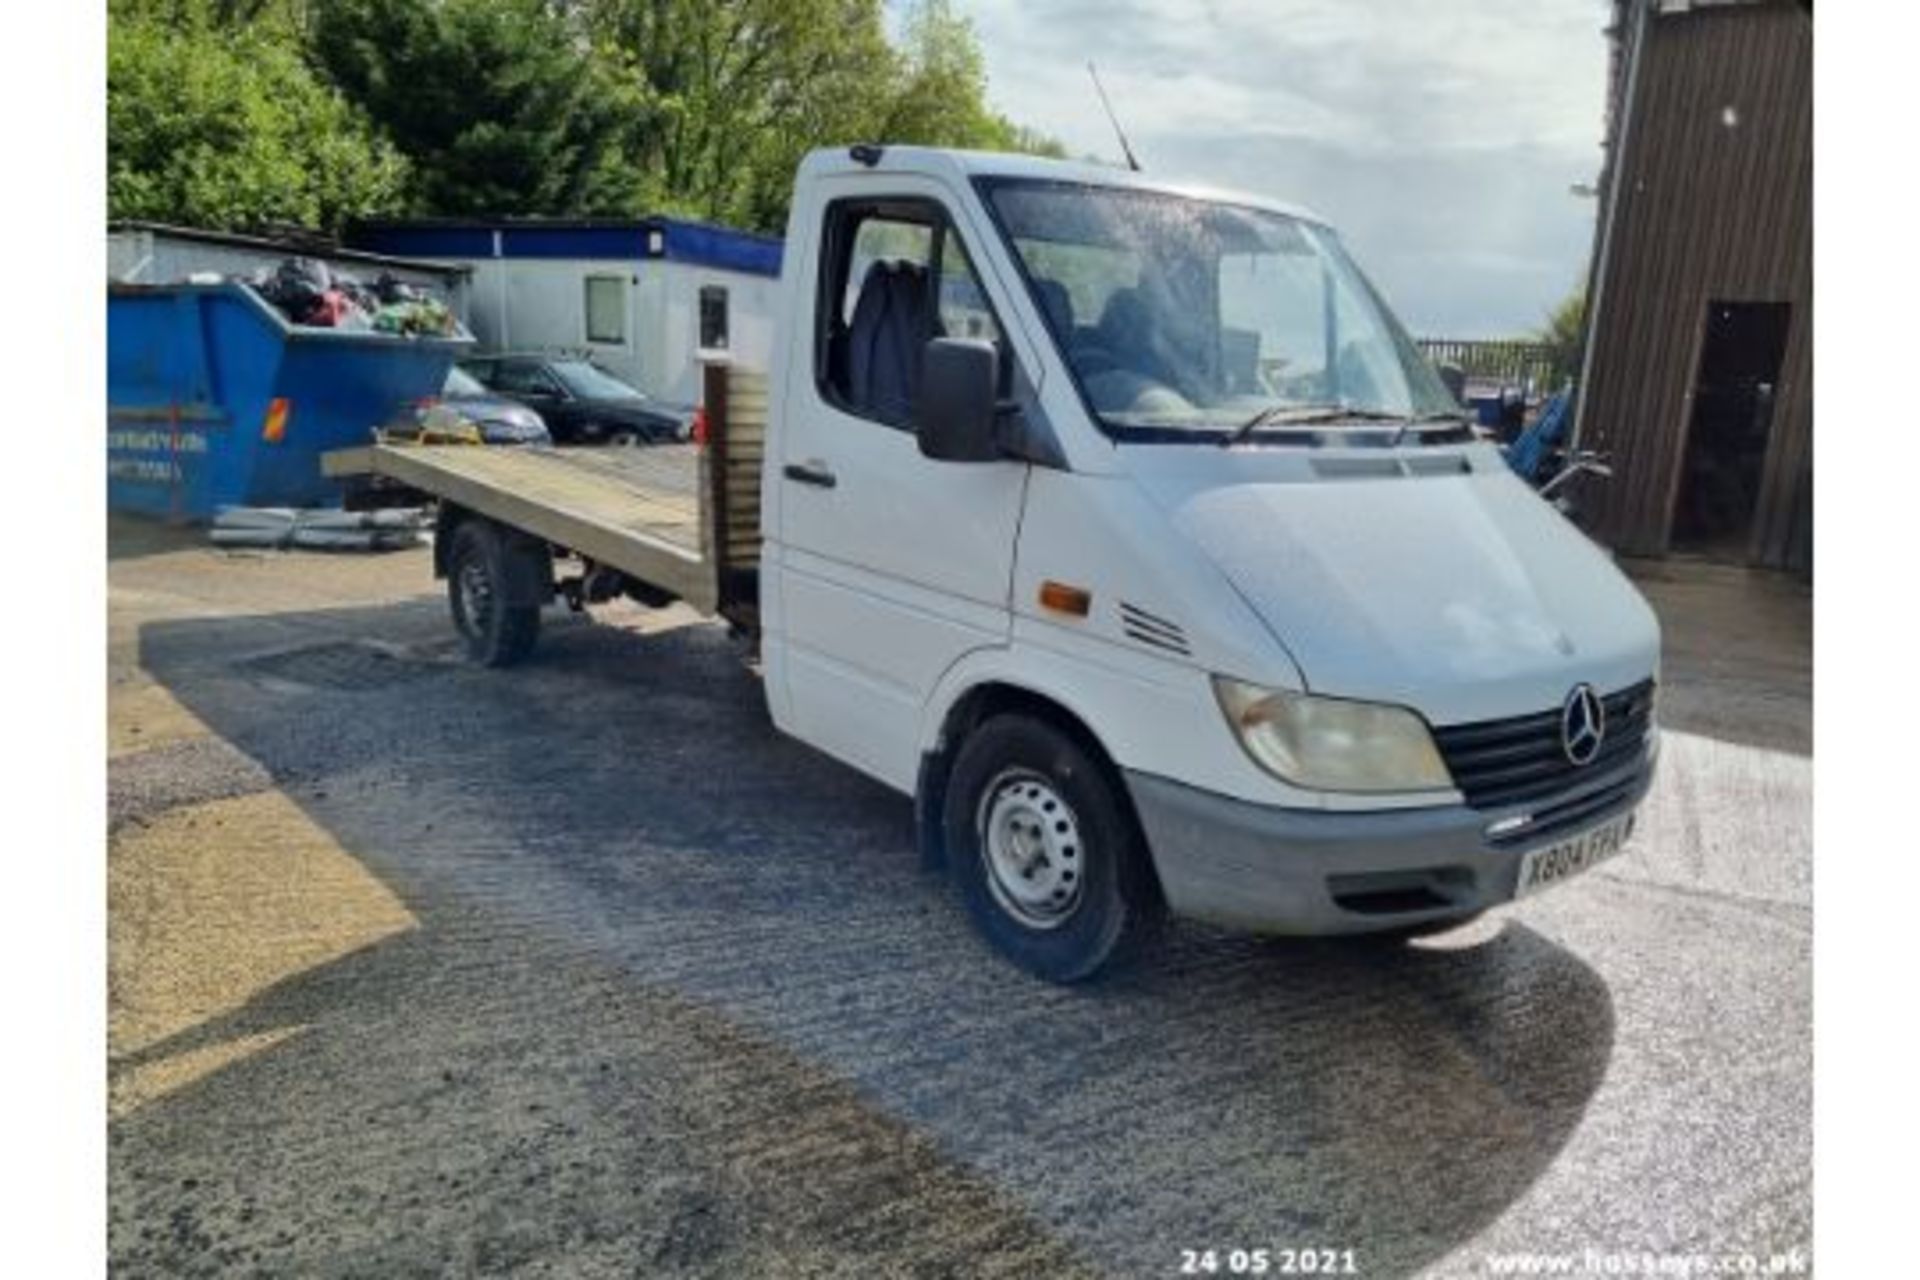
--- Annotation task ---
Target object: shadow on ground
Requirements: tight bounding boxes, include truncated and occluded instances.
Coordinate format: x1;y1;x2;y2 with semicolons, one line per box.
113;600;1617;1276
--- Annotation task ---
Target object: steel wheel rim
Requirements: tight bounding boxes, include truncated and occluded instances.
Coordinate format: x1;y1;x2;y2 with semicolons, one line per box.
456;557;494;635
976;769;1085;930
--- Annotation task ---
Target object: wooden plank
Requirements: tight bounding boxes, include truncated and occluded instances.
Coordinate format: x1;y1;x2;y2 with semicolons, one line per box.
713;366;768;575
701;363;730;569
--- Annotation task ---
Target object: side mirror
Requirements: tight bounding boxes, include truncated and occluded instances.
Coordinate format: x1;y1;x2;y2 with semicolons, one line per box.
917;338;1001;462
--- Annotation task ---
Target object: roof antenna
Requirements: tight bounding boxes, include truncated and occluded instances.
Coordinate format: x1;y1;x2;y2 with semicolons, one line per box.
1088;63;1142;172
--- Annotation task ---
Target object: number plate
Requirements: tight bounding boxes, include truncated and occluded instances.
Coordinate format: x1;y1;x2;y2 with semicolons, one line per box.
1514;812;1634;899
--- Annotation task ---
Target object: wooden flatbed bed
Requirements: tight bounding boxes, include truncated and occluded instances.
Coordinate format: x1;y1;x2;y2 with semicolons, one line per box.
323;366;766;621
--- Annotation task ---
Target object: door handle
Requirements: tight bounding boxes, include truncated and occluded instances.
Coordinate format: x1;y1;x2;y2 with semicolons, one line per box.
783;462;837;489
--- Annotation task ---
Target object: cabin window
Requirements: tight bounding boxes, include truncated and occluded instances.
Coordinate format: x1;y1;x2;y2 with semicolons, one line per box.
585;275;626;345
814;197;1009;432
699;285;730;351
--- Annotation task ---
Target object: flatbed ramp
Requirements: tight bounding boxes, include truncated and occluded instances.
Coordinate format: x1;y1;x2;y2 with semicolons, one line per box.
325;366;767;619
326;441;720;608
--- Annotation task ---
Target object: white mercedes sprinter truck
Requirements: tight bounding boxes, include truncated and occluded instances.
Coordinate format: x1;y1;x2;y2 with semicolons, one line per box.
337;146;1661;982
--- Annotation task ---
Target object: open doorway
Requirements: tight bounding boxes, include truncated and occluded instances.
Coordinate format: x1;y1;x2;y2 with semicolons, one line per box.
1670;301;1791;558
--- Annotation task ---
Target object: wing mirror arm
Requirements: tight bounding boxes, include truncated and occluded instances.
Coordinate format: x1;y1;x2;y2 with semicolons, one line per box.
991;397;1067;469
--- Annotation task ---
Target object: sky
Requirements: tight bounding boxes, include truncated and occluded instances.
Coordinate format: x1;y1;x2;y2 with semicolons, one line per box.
935;0;1612;339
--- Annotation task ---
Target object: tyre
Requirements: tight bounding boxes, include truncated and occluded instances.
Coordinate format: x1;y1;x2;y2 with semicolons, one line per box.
608;427;641;447
446;520;547;666
942;714;1160;983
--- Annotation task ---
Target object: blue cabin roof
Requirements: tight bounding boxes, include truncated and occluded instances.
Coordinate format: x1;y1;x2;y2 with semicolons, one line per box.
346;216;784;278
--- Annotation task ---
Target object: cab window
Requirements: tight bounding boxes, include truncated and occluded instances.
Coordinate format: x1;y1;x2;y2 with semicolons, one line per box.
817;198;1005;431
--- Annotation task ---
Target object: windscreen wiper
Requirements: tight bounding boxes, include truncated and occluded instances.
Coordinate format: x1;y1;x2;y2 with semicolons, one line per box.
1221;403;1409;448
1388;409;1474;447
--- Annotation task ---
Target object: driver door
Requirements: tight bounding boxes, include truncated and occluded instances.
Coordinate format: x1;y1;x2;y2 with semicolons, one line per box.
492;359;574;436
770;185;1030;791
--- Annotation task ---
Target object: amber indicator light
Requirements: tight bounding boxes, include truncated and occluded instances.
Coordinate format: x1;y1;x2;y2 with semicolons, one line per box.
1038;580;1092;617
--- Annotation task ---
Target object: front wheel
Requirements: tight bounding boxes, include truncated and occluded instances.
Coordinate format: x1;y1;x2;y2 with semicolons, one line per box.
942;715;1160;983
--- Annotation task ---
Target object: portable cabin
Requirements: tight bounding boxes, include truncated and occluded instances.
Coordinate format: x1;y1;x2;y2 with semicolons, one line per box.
347;218;785;406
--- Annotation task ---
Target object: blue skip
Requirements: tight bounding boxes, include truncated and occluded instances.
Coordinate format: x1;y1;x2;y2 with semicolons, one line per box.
108;282;471;521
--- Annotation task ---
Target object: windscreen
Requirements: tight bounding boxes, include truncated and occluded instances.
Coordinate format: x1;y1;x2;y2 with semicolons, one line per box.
981;179;1458;439
444;365;488;396
552;361;643;400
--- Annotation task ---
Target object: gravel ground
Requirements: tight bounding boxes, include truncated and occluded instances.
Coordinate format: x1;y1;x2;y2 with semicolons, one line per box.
105;517;1811;1278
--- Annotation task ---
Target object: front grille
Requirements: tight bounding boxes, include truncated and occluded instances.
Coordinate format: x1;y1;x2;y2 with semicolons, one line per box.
1433;680;1655;812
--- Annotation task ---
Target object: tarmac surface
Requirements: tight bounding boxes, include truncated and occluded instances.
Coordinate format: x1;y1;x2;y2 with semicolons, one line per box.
106;516;1812;1278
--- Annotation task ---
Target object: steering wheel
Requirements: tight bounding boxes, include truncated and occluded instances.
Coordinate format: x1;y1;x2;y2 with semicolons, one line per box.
1068;342;1124;377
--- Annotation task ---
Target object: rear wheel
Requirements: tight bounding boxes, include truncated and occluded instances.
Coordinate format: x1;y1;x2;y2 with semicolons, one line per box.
943;715;1159;983
446;520;546;666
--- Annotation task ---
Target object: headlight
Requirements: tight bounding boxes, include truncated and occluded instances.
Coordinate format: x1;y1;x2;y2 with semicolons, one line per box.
1212;677;1453;794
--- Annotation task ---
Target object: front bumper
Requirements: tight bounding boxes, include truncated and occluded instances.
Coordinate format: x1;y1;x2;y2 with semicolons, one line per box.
1125;743;1656;935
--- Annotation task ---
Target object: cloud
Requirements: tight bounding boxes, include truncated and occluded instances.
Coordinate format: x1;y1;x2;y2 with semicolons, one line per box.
953;0;1611;337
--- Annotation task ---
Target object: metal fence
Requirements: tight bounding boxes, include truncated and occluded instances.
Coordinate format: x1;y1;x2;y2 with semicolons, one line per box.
1416;338;1572;391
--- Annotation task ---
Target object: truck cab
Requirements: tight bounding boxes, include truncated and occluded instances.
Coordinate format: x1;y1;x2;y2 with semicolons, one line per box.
759;147;1659;980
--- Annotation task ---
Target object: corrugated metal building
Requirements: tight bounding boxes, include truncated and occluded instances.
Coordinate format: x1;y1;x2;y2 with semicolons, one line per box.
1576;0;1812;570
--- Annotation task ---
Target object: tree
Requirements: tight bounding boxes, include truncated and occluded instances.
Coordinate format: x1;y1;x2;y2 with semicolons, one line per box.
108;0;301;34
107;0;1063;235
308;0;654;217
585;0;1063;233
107;15;408;233
586;0;900;230
878;0;1063;159
1539;286;1587;383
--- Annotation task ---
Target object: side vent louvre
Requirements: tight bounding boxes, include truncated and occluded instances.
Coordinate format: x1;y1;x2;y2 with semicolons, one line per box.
1119;602;1191;655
